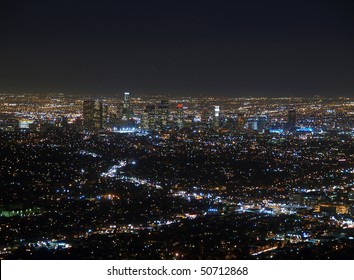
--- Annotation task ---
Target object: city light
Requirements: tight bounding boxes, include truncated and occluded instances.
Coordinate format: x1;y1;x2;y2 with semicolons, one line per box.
0;93;354;260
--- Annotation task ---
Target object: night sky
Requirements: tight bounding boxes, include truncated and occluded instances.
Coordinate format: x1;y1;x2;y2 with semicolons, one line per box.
1;0;354;97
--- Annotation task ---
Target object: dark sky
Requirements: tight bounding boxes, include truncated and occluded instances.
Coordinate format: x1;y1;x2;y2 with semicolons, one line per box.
1;0;354;97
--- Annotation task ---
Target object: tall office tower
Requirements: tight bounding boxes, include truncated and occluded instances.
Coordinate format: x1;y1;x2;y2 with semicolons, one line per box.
143;104;156;130
122;92;133;120
93;100;103;130
156;99;169;130
247;115;258;130
176;103;184;129
141;104;152;130
213;105;220;128
140;110;149;129
257;115;268;132
83;100;108;132
102;103;109;129
287;109;297;127
116;101;123;120
83;100;95;131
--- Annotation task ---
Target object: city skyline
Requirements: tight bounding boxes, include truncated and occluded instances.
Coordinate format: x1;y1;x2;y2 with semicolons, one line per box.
1;0;354;261
1;93;354;259
1;0;354;96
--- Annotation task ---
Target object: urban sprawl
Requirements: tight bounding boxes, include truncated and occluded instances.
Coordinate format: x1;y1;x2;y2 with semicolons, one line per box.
1;92;354;259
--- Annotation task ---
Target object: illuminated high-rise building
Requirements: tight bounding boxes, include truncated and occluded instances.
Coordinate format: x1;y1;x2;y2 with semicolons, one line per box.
141;104;156;130
102;103;109;129
141;104;153;130
156;99;169;130
93;101;102;130
83;99;108;132
214;106;220;117
83;100;95;131
247;115;258;130
257;115;268;132
141;109;149;130
124;92;130;107
213;105;220;128
287;109;297;127
176;103;184;129
122;92;133;120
